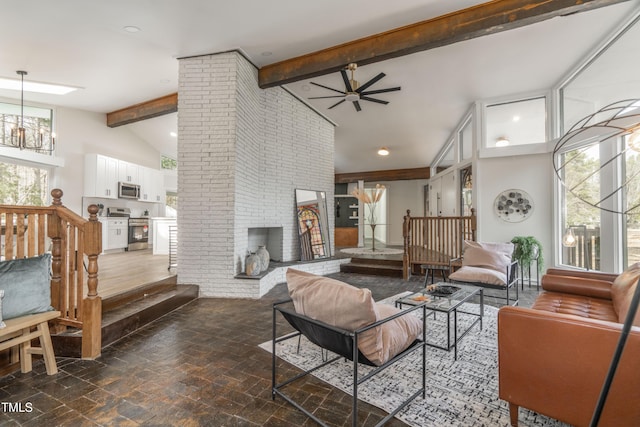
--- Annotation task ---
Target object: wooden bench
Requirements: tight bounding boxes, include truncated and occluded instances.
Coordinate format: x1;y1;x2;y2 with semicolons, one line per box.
0;311;61;375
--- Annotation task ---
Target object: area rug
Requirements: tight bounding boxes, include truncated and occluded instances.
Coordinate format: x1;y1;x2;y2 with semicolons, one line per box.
341;247;404;255
260;293;569;427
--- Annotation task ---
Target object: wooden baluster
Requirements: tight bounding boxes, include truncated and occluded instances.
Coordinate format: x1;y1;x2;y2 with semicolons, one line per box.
82;204;102;359
5;213;14;260
28;214;36;258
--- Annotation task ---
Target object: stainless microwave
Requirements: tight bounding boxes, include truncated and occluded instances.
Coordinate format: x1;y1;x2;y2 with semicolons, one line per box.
118;182;140;199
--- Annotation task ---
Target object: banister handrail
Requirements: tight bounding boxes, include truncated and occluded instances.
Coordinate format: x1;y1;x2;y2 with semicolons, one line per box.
0;188;102;359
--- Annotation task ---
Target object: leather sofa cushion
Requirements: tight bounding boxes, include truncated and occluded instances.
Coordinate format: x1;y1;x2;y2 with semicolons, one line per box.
532;291;618;323
611;262;640;325
541;274;613;300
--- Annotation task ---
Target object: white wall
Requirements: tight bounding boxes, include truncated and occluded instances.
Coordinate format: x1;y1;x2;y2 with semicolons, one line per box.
365;179;428;246
476;152;553;271
52;107;162;214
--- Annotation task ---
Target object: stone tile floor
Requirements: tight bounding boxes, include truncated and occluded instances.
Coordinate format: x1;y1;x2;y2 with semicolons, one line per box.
0;273;541;426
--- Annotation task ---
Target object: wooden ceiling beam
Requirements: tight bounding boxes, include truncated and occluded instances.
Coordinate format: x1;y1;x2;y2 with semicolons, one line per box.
106;93;178;128
335;167;430;184
259;0;629;88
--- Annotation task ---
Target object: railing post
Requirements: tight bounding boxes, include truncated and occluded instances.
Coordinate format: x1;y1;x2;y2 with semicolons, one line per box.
403;209;411;280
82;204;102;359
470;208;477;241
48;189;63;314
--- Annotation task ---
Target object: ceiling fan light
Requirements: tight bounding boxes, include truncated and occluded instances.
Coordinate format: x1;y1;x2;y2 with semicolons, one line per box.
345;92;360;102
377;147;389;156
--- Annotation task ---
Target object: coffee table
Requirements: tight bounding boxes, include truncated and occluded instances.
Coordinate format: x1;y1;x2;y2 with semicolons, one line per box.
395;283;483;360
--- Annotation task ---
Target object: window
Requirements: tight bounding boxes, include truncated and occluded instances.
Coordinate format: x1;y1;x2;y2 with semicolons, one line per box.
485;97;547;149
459;119;473;161
0;102;54;154
0;161;50;205
161;155;177;170
559;144;601;270
624;134;640;268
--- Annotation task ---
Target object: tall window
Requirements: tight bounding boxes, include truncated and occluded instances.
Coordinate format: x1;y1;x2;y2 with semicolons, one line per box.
624;135;640;267
559;144;601;270
0;161;49;205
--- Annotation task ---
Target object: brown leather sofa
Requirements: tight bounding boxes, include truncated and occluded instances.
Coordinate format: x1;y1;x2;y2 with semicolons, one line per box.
498;267;640;426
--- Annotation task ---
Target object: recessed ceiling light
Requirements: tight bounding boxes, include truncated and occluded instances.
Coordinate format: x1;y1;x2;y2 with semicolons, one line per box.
124;26;141;33
496;137;510;147
0;76;78;95
513;115;520;122
301;84;311;92
261;51;273;56
170;132;177;137
377;147;390;156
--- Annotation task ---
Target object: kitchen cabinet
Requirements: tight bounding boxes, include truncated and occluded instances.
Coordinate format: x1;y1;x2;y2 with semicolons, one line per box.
104;218;128;251
84;154;118;199
118;160;139;184
84;154;165;203
139;167;165;203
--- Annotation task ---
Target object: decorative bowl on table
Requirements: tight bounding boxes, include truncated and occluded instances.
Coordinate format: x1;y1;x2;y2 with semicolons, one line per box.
425;285;461;297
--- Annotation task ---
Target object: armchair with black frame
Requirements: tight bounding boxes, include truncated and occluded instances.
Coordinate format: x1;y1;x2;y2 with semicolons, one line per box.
448;241;519;306
271;269;427;427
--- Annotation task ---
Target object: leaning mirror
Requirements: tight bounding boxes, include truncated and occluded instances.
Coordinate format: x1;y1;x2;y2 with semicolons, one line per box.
295;189;331;260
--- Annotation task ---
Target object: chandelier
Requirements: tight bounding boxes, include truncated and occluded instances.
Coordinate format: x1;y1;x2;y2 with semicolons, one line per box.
2;70;55;154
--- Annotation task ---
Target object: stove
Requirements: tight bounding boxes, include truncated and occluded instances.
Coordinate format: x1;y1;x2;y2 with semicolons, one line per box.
106;208;149;251
128;217;149;251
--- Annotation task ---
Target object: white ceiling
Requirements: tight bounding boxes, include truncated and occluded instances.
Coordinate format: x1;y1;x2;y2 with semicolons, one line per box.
1;1;638;173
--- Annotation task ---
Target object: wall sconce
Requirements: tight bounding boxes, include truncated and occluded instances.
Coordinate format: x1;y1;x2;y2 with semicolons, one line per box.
377;147;389;156
562;228;577;247
496;137;510;147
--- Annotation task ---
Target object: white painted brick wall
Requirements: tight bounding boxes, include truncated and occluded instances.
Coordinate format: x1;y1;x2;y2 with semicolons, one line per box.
177;51;335;298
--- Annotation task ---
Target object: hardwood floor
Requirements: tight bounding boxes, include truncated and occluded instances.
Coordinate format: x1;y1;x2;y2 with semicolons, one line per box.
96;249;176;299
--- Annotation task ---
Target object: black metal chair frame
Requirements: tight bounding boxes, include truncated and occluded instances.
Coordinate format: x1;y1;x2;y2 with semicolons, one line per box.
272;299;427;427
449;259;520;306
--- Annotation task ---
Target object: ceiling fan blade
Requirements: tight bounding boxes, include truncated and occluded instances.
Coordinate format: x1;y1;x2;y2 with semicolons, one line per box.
310;81;345;95
361;87;401;96
356;72;385;93
361;96;389;105
341;69;353;92
329;99;347;109
308;95;347;99
353;101;362;112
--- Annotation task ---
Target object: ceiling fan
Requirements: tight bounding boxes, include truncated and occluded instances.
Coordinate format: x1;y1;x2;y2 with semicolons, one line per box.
308;63;401;112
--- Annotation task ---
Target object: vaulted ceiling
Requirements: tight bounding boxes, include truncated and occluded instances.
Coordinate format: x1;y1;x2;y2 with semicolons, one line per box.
1;1;638;173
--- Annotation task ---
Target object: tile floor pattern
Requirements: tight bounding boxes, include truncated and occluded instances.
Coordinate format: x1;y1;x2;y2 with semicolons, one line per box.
0;273;541;426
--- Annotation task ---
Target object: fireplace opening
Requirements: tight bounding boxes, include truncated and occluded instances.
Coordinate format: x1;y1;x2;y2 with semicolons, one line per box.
247;227;283;262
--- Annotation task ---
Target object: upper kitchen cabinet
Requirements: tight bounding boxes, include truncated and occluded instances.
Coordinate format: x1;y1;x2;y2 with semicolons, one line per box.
84;154;118;199
118;160;139;184
138;167;165;203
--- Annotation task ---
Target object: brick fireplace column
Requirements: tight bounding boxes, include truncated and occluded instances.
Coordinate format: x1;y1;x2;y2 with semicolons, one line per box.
177;51;336;298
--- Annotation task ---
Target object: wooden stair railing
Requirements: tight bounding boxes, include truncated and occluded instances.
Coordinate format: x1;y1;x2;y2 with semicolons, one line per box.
402;209;476;280
0;189;102;359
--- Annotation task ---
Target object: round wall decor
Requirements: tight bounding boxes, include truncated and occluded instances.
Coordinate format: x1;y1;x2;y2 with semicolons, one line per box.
494;189;533;223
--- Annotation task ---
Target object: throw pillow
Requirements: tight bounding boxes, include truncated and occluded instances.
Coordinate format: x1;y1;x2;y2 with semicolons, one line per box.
449;265;508;286
372;303;423;366
611;262;640;325
0;254;55;320
286;268;381;361
461;241;514;274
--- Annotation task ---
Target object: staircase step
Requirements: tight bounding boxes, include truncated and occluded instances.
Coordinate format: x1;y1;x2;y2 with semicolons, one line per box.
349;257;403;267
341;262;403;277
52;284;199;358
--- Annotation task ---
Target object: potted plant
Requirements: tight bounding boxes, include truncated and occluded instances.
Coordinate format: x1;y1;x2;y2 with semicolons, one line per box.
510;236;544;275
